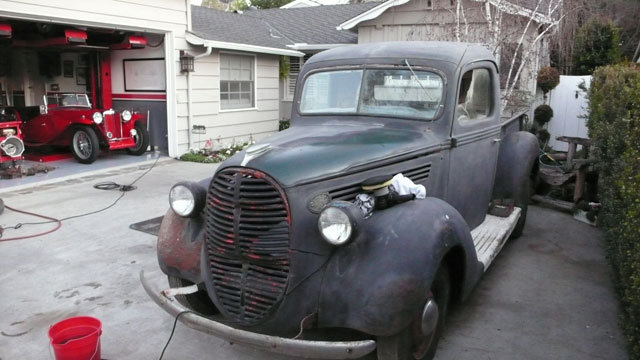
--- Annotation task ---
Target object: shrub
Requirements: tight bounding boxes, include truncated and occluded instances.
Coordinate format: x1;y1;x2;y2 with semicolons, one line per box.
573;18;622;75
534;105;554;126
179;141;253;164
537;66;560;93
279;119;290;131
586;63;640;359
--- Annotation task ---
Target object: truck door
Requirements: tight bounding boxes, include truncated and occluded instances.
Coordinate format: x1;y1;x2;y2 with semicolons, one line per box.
446;63;501;229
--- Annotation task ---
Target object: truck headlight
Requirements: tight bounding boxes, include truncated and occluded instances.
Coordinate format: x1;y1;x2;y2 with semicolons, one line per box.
92;112;103;124
318;201;361;246
169;181;206;218
121;110;132;122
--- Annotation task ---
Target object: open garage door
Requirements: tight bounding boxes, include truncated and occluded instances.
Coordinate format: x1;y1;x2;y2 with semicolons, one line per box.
0;19;168;165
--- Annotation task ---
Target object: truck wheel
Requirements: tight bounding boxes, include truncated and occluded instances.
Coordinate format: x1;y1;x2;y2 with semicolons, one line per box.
377;266;450;360
167;276;218;316
510;176;530;239
71;126;99;164
126;123;149;156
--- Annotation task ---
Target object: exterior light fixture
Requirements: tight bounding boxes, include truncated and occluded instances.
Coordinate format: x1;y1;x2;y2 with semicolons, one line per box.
180;51;194;73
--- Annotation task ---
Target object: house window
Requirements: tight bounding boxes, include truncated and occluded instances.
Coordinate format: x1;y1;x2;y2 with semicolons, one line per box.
220;54;254;110
427;0;432;8
286;56;302;100
456;68;492;122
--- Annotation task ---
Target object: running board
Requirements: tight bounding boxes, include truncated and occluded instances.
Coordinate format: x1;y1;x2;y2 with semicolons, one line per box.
472;207;521;271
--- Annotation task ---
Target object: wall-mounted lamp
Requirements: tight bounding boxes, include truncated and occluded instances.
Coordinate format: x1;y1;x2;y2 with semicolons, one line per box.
180;51;194;73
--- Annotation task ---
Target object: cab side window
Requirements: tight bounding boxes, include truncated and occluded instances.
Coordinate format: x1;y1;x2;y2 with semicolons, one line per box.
455;68;492;122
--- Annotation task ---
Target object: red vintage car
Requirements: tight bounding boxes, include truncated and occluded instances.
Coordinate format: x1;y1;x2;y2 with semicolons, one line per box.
0;107;25;164
20;93;149;164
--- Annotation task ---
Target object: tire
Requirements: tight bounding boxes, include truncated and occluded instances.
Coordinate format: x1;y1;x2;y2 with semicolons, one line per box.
70;126;99;164
510;176;529;239
126;123;149;156
167;276;218;316
377;266;450;360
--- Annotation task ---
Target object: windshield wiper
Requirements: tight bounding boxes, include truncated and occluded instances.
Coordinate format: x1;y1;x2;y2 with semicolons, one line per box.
404;59;435;101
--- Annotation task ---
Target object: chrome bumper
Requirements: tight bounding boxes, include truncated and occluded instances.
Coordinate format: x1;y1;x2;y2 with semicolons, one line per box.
140;269;377;359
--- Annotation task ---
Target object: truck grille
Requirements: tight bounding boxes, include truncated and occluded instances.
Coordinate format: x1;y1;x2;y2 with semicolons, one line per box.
205;167;290;325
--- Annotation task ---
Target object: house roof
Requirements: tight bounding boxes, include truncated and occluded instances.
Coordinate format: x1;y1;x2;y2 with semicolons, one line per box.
190;3;379;55
336;0;557;31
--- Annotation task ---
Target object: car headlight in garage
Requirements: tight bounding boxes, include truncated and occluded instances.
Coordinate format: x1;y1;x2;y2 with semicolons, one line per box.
169;182;206;218
92;112;103;124
318;201;362;246
121;110;132;122
2;128;16;137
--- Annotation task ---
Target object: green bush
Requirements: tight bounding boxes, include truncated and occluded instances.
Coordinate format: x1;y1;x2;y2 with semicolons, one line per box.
573;18;622;75
537;66;560;93
586;63;640;359
534;104;554;126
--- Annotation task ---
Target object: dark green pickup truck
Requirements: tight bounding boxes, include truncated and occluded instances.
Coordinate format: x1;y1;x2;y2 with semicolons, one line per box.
142;41;538;360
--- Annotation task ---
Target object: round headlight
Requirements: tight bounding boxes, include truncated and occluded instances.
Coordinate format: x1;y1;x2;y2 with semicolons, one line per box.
318;206;353;246
92;112;103;124
121;110;132;122
169;184;195;217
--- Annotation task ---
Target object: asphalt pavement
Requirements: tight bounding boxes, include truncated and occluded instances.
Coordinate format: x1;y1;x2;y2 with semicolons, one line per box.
0;160;627;360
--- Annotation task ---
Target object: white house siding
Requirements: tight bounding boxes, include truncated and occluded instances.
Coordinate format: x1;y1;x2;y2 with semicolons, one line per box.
0;0;190;157
175;50;281;152
356;0;548;96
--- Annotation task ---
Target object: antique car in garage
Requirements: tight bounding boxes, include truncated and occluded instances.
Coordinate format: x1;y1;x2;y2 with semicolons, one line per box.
0;107;25;164
20;93;149;164
142;42;538;360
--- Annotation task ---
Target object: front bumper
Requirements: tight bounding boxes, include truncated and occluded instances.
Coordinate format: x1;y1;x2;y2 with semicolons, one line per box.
140;269;376;359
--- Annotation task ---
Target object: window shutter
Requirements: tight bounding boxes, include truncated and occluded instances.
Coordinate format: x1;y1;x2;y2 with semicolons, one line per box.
287;56;302;99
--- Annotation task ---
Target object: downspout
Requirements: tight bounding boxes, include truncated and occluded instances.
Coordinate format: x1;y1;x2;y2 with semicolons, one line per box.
186;45;212;150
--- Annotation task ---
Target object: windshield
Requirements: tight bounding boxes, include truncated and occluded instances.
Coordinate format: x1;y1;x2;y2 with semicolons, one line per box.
300;69;444;119
47;94;91;107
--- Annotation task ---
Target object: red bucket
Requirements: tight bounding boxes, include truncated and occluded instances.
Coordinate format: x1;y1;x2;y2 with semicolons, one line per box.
48;316;102;360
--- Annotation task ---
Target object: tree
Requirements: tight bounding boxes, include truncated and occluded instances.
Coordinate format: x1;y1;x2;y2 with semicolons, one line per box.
248;0;292;8
572;18;621;75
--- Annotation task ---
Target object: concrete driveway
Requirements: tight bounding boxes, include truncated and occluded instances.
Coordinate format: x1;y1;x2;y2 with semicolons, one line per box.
0;160;627;360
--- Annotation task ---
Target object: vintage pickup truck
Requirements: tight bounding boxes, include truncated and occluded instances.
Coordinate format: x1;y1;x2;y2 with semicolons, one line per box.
142;42;538;360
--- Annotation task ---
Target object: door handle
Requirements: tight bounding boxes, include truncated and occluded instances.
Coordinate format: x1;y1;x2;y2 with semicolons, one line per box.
492;138;501;143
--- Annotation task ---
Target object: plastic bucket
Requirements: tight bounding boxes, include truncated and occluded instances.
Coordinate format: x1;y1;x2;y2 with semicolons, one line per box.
48;316;102;360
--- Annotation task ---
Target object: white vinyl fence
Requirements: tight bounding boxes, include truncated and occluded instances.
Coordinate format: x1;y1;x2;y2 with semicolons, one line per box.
547;75;591;152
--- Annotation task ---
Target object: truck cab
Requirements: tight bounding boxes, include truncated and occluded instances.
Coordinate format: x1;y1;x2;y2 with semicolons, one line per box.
142;41;538;360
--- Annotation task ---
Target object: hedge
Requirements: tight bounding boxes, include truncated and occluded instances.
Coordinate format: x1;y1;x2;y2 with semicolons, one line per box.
586;63;640;359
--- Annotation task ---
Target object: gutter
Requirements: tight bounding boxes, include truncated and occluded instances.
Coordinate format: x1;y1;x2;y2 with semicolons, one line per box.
186;31;304;57
186;45;212;150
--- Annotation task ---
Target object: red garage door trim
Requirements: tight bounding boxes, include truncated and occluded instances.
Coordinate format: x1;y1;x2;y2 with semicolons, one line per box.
112;93;166;101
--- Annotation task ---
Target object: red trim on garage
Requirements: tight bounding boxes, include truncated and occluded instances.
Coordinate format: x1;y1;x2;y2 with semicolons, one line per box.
112;93;166;101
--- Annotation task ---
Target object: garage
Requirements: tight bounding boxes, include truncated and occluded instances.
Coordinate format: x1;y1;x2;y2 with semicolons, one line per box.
0;0;189;184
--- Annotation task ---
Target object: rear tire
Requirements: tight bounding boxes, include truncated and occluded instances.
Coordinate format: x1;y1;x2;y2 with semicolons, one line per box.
377;266;450;360
126;123;149;156
167;276;218;316
70;126;99;164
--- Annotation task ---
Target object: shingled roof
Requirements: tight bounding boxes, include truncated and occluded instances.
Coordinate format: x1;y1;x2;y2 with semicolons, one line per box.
190;3;379;52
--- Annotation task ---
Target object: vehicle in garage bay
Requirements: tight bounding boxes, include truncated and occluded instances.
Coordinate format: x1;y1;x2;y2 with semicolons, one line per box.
19;93;149;164
0;107;25;164
142;41;538;360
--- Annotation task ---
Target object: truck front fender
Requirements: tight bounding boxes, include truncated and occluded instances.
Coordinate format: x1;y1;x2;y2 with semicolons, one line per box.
492;131;538;204
157;177;211;283
317;197;481;337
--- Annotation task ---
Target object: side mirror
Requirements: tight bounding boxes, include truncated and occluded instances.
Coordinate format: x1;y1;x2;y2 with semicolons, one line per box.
39;105;48;115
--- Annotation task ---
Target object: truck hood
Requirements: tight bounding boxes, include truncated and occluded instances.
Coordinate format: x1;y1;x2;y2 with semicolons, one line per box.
224;121;443;187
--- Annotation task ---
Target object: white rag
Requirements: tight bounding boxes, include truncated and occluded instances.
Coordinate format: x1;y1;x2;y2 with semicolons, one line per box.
390;173;426;199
